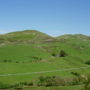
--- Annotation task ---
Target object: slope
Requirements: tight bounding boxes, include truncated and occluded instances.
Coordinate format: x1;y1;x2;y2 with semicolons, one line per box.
0;30;55;44
0;31;90;84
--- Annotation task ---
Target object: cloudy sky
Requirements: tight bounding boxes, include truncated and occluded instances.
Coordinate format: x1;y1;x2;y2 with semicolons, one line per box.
0;0;90;36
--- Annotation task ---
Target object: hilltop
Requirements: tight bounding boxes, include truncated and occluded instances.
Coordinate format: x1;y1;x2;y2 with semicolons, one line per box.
0;30;55;44
0;30;90;45
56;34;90;42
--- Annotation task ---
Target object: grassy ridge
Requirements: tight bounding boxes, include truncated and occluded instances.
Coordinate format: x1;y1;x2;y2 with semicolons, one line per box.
0;30;54;44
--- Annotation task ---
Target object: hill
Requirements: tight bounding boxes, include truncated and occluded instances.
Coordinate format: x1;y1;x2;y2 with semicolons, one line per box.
0;30;55;44
0;30;90;89
56;34;90;45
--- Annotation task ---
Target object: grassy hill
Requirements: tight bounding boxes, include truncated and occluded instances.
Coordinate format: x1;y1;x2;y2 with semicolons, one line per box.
56;34;90;46
0;30;55;44
0;30;90;89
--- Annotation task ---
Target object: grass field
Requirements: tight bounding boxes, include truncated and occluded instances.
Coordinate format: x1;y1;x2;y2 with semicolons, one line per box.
0;30;90;89
0;42;90;84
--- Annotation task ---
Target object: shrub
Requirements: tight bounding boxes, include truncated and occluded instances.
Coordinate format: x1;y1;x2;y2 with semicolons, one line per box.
70;77;81;85
3;59;12;63
3;59;8;63
71;72;80;77
16;61;19;63
11;83;23;90
0;82;11;89
37;76;81;87
85;61;90;65
59;50;68;57
37;76;56;86
83;76;90;90
27;82;33;86
52;53;56;57
20;81;33;86
32;56;42;61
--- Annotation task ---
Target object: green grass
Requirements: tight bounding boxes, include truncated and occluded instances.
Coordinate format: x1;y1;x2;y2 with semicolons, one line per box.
0;42;90;84
0;44;51;62
0;30;90;89
0;60;90;84
0;30;54;44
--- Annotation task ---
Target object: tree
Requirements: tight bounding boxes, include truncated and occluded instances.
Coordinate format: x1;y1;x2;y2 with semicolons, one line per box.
59;50;67;57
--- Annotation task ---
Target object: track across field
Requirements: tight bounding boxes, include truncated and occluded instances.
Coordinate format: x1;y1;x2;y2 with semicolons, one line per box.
0;66;90;77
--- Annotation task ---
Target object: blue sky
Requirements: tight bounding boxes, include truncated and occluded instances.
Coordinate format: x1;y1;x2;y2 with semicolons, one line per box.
0;0;90;36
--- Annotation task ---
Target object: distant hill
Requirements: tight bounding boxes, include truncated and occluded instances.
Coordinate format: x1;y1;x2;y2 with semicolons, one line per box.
56;34;90;40
56;34;90;46
0;30;90;45
0;30;55;44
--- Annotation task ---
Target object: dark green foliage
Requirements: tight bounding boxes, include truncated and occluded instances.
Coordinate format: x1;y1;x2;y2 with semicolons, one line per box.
0;75;90;89
51;53;56;56
85;61;90;65
11;83;23;90
3;59;8;63
3;59;12;63
0;82;11;89
37;76;83;87
83;76;90;90
71;72;80;77
52;50;67;57
32;56;42;61
70;77;80;85
37;76;57;86
20;81;33;86
0;81;34;89
59;50;68;57
16;61;19;63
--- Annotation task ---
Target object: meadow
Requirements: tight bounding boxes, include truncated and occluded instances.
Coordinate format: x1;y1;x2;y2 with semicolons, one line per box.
0;43;90;83
0;30;90;89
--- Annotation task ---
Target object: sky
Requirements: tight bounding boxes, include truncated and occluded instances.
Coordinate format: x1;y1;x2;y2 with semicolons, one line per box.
0;0;90;36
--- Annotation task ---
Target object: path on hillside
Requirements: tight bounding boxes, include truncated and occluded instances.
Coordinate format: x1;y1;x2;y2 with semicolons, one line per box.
0;66;90;77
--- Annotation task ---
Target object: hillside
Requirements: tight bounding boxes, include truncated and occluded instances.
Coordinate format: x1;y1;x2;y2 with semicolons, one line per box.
0;30;55;44
0;30;90;63
56;34;90;45
0;30;90;89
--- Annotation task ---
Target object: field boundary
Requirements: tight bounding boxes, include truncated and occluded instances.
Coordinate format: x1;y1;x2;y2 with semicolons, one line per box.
0;66;90;77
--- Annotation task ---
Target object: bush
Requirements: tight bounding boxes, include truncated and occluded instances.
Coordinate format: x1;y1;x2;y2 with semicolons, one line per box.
37;76;57;86
16;61;19;63
70;77;81;85
3;59;8;63
83;76;90;90
52;53;56;56
59;50;68;57
3;59;12;63
20;81;33;86
32;56;42;62
56;50;68;57
37;76;81;87
71;72;80;77
85;61;90;65
0;82;11;89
